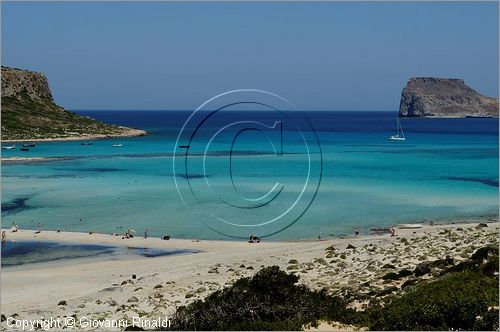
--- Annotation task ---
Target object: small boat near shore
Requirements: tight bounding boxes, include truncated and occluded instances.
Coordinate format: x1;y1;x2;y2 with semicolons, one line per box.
20;147;30;151
2;145;16;150
81;142;93;146
398;223;423;229
112;144;123;147
22;143;36;148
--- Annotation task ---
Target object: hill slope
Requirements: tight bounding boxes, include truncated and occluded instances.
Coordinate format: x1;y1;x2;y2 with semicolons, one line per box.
1;66;146;141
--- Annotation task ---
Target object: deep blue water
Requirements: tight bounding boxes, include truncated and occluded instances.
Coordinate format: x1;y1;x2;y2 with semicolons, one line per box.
2;111;498;240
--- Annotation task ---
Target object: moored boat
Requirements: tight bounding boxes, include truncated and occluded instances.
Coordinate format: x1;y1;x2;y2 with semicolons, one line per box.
389;117;406;141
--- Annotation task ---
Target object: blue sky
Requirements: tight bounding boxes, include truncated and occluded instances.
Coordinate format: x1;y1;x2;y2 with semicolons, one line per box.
2;2;498;111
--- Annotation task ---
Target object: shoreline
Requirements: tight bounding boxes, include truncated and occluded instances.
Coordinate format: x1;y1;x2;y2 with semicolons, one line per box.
1;127;148;143
1;219;498;331
2;217;497;256
1;214;497;243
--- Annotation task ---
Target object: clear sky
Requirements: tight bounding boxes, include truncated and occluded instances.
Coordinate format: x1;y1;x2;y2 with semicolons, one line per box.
2;2;498;111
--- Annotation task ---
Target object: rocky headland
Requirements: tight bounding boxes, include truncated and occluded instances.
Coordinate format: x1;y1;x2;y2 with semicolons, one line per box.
1;66;146;141
399;77;499;118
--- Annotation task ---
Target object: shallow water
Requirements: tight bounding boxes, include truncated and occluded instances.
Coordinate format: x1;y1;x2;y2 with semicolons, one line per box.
2;111;498;240
1;240;198;267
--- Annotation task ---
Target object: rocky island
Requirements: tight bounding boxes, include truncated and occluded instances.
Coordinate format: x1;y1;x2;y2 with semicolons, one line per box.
399;77;499;118
1;66;146;141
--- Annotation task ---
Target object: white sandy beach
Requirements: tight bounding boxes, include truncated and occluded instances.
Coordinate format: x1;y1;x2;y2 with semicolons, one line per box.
1;220;498;331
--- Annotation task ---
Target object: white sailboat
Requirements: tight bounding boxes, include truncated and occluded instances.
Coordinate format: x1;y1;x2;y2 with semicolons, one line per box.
2;144;16;150
389;117;406;141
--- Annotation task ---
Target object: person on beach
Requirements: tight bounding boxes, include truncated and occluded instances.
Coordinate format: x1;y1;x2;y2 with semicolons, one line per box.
354;227;360;237
2;231;6;241
144;228;148;239
34;223;41;234
10;222;18;232
248;235;261;243
390;227;397;237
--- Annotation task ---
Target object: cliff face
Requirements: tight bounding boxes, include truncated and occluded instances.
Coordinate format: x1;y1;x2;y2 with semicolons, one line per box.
399;77;499;118
1;67;54;102
1;66;145;141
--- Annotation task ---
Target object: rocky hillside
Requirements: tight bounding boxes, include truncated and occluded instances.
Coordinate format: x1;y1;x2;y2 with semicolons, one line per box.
1;66;146;141
399;77;499;118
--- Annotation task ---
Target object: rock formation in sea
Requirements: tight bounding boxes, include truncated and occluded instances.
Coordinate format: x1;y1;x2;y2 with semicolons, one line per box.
399;77;499;118
1;66;146;140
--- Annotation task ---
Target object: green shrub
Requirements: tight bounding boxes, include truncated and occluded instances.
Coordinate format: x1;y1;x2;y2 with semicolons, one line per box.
169;266;357;330
381;272;399;281
398;269;413;278
368;246;499;331
369;271;498;330
445;244;498;275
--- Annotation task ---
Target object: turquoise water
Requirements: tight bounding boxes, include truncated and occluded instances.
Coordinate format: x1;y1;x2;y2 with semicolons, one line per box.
2;111;498;240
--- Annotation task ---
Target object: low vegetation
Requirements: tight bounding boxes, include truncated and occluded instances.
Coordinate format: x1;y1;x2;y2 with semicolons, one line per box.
170;266;358;330
169;245;499;331
2;94;135;140
369;271;498;330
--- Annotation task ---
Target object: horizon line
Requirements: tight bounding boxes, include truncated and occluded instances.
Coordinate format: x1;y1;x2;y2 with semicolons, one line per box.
72;109;400;112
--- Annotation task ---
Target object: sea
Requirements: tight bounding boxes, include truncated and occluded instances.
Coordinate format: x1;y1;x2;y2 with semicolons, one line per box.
2;111;498;241
0;240;197;267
